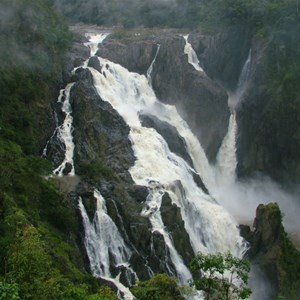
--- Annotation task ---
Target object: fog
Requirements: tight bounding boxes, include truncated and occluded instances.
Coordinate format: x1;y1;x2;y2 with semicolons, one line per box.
54;0;191;27
249;264;275;300
213;174;300;241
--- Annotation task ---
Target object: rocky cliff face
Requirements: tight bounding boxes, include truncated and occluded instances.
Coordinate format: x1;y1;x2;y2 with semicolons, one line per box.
189;26;251;91
96;29;230;163
240;203;300;299
190;27;300;184
45;27;221;282
44;25;300;292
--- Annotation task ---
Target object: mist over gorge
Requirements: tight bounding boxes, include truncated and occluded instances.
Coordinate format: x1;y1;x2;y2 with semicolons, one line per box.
1;1;300;299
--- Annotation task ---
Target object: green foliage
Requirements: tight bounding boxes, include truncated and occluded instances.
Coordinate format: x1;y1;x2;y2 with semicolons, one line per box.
0;0;71;155
131;273;184;300
79;160;114;182
2;224;117;300
0;282;20;300
89;287;119;300
278;229;300;298
190;252;251;300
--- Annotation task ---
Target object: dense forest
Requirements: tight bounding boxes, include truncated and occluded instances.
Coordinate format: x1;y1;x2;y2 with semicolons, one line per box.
1;0;300;299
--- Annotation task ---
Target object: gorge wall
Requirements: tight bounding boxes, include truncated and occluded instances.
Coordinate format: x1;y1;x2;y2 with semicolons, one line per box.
41;24;300;300
43;26;247;290
190;26;300;185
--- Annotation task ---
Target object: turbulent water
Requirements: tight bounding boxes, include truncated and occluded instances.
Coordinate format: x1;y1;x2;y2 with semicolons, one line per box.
78;190;135;300
228;49;252;109
42;29;300;300
183;34;204;72
87;33;246;287
42;31;250;299
53;83;76;176
214;112;238;186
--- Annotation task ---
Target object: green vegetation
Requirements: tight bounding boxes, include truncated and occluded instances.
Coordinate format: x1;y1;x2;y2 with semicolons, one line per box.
0;0;71;155
189;252;251;300
269;205;300;299
0;1;118;299
79;160;114;183
131;273;185;300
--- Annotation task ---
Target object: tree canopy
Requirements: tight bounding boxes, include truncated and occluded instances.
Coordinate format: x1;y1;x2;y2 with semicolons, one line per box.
189;252;251;300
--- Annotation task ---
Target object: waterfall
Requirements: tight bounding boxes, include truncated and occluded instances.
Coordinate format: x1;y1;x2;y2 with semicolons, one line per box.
85;33;109;56
78;189;135;300
44;32;251;299
147;44;160;85
214;49;252;186
44;33;110;176
44;32;138;298
53;82;75;176
141;181;192;284
228;49;252;109
144;102;215;190
214;112;238;186
183;35;204;72
89;52;246;273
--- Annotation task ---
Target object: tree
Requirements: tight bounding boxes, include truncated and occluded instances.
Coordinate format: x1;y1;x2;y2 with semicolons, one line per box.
189;252;251;300
131;273;184;300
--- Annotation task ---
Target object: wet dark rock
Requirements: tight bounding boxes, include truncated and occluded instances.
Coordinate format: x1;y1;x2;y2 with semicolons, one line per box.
98;277;119;294
140;114;194;167
160;193;195;265
62;162;73;175
54;102;66;124
96;36;158;75
95;31;230;163
63;31;90;83
88;56;101;72
99;179;115;196
189;27;251;91
189;27;300;184
152;34;230;162
45;135;65;167
148;230;176;276
111;264;137;287
127;185;149;203
240;203;300;298
70;67;135;180
129;253;152;281
233;38;300;184
192;172;209;195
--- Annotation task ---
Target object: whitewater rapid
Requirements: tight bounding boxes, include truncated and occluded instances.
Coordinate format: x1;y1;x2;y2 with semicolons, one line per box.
88;35;247;276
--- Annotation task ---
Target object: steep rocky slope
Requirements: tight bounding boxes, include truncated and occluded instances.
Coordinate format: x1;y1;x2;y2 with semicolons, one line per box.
190;27;300;184
240;203;300;299
96;29;230;162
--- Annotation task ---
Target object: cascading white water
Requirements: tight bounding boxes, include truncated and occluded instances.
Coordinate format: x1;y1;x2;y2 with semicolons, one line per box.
214;112;238;186
89;51;247;278
213;49;253;187
44;33;138;299
53;82;75;176
141;181;192;284
44;33;111;176
183;35;204;72
85;33;109;57
228;49;252;109
147;44;160;85
78;189;135;300
143;102;215;190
